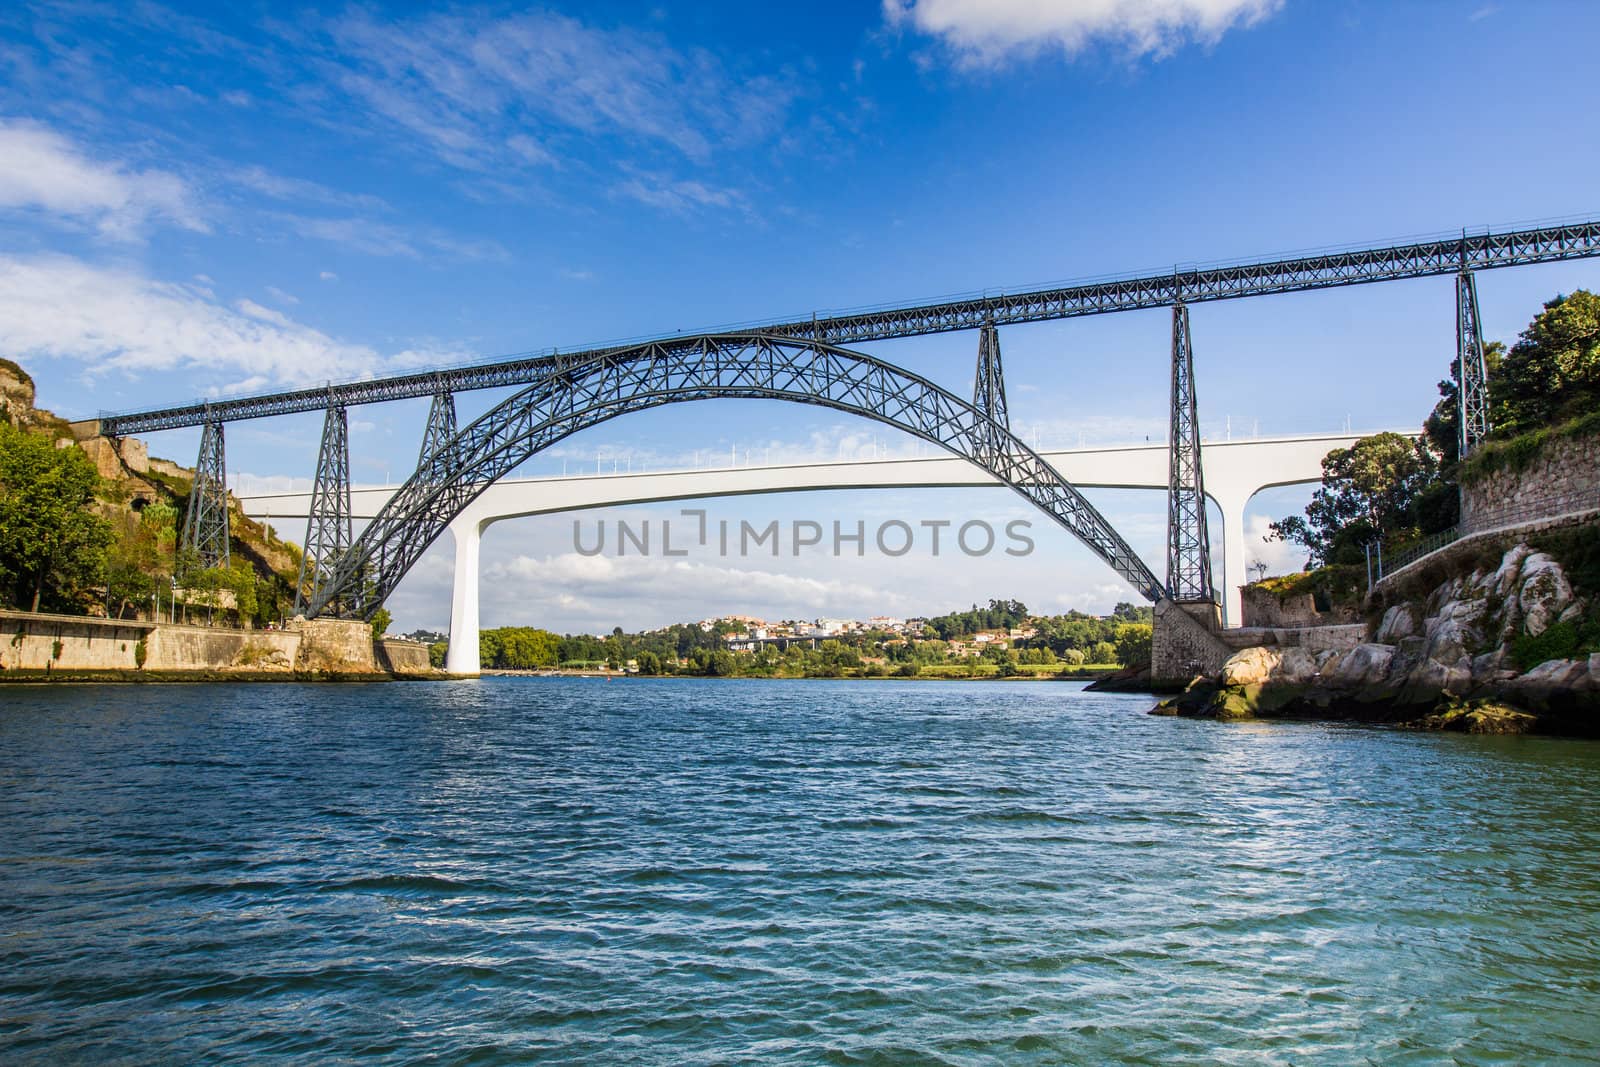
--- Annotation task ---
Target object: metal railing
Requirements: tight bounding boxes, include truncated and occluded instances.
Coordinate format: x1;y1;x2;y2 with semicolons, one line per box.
1368;526;1461;587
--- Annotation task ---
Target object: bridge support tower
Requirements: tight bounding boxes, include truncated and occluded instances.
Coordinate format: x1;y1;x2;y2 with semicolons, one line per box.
1456;270;1491;458
972;322;1009;460
1153;304;1227;685
181;418;231;570
1166;304;1216;608
296;400;353;616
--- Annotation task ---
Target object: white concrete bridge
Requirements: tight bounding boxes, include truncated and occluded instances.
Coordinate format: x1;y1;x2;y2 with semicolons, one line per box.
237;432;1375;673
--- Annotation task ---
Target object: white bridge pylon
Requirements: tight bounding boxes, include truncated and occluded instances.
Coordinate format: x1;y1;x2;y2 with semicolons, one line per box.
238;432;1376;673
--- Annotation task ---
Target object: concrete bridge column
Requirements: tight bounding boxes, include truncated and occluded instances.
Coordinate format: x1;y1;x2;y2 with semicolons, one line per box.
444;515;484;676
1210;489;1253;629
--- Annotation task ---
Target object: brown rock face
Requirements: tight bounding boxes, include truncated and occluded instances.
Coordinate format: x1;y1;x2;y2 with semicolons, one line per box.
1;359;38;428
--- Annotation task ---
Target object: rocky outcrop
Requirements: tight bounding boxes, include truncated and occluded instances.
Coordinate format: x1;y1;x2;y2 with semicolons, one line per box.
1161;541;1599;735
1;359;35;427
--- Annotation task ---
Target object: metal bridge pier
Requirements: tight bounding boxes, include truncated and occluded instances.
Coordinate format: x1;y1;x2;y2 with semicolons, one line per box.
1166;304;1217;609
418;389;457;466
181;417;231;570
296;400;353;616
1456;270;1491;457
972;322;1009;460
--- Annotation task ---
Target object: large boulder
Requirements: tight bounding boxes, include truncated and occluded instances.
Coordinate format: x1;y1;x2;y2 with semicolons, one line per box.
1519;553;1574;637
1220;647;1280;687
1421;595;1488;666
1376;604;1418;643
1491;544;1532;598
1323;643;1394;688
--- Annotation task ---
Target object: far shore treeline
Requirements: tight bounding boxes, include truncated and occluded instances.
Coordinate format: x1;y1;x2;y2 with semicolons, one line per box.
445;600;1154;678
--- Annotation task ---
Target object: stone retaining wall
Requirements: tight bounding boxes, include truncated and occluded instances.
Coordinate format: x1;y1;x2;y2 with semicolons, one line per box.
1240;588;1360;629
1;612;155;670
0;609;432;677
145;625;300;672
1461;428;1600;532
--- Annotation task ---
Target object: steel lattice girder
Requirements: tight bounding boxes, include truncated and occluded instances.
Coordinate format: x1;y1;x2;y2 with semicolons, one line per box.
308;334;1165;618
98;220;1600;436
1456;272;1492;457
181;419;230;569
296;403;353;616
1166;306;1214;603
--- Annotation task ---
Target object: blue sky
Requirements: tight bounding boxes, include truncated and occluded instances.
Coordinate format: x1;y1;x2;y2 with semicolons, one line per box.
2;1;1598;632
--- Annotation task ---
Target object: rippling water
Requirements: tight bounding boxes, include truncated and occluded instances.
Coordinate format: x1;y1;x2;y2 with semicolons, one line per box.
3;678;1600;1063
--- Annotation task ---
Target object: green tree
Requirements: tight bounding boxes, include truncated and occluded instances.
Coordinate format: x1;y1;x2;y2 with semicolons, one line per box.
0;424;112;611
369;607;393;639
106;508;169;619
1490;290;1600;436
635;649;663;675
479;629;503;669
1088;641;1117;666
1112;623;1152;669
494;627;562;669
1270;432;1440;566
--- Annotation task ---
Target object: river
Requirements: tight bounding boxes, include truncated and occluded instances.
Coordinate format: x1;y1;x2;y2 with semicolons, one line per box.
2;678;1598;1063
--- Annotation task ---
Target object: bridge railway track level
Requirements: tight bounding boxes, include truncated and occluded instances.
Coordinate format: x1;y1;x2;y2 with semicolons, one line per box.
98;219;1600;436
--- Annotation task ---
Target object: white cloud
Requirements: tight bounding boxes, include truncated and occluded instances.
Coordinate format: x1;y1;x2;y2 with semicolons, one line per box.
319;271;338;281
230;164;389;212
1244;511;1306;576
611;172;750;216
885;0;1282;64
0;120;207;240
270;212;510;260
0;253;379;388
315;9;797;171
477;552;914;631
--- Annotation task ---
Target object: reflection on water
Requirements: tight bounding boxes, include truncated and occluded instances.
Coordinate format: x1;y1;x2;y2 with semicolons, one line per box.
2;678;1599;1063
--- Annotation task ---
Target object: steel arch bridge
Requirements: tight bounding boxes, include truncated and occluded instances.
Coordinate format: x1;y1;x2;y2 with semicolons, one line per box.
308;333;1166;618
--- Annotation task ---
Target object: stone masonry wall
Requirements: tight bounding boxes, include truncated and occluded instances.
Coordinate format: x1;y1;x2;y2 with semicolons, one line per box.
144;625;300;671
0;612;155;671
291;618;379;673
0;609;431;676
377;640;432;675
1461;428;1600;532
1151;600;1235;688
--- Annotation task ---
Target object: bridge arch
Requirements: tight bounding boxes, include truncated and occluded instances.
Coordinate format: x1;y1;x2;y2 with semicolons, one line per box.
308;334;1165;618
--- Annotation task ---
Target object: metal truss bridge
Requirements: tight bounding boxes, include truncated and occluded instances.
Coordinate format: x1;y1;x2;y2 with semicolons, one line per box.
87;217;1600;635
